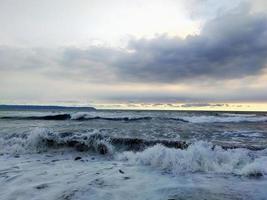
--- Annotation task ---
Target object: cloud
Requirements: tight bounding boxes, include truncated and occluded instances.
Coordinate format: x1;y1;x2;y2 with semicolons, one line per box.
184;0;244;19
181;103;225;107
59;6;267;83
1;5;267;85
114;9;267;82
1;2;267;103
0;46;60;71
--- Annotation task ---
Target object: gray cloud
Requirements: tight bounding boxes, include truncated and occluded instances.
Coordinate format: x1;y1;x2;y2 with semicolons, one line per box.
181;103;225;107
59;7;267;83
114;9;267;82
1;5;267;84
0;46;59;71
1;3;267;103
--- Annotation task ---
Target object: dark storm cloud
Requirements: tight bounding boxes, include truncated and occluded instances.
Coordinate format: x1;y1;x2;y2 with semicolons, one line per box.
113;10;267;82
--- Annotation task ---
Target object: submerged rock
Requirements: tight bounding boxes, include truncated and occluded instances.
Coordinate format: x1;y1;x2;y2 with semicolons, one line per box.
247;171;264;178
35;183;48;190
74;156;82;161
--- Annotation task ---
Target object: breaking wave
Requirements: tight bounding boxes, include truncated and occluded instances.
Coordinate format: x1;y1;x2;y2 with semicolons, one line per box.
70;112;152;121
0;128;187;155
1;113;153;122
117;141;267;177
1;128;267;177
0;128;113;155
0;112;189;123
1;112;267;123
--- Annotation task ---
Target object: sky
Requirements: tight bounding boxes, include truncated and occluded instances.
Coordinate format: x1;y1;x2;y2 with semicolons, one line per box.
0;0;267;110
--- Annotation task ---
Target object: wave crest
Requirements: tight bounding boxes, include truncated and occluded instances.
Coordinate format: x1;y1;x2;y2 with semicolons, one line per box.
117;141;267;177
1;128;267;177
1;113;153;122
0;128;114;155
1;112;267;123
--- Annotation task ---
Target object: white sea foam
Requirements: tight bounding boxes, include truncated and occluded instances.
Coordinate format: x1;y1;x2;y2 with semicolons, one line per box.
240;157;267;176
2;110;267;200
220;113;257;117
0;128;114;155
0;128;50;154
70;112;267;123
219;131;265;139
239;132;264;138
117;141;267;176
70;112;92;120
1;127;267;177
180;115;267;123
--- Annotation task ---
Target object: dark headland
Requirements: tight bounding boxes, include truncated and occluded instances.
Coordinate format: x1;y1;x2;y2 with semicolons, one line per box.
0;105;96;111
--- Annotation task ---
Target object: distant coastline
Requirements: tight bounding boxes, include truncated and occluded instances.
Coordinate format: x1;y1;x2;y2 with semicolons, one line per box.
0;104;96;111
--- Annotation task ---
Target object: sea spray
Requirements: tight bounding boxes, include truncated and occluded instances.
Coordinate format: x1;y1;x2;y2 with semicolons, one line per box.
117;141;267;177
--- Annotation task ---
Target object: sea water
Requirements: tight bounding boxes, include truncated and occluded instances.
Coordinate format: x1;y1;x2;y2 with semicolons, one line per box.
0;109;267;200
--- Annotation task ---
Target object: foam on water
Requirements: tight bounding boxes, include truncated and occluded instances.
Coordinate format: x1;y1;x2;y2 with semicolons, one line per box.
220;113;257;117
71;112;152;121
1;151;267;200
0;128;49;154
0;128;115;155
1;128;267;178
180;115;267;123
0;128;267;175
0;131;267;200
1;109;267;200
118;141;267;177
71;112;92;120
216;131;265;140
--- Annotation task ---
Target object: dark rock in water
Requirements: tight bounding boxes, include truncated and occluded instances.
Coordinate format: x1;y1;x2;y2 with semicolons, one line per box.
123;176;130;180
97;143;108;154
247;172;263;178
74;156;82;161
35;183;48;190
119;169;125;174
91;157;95;160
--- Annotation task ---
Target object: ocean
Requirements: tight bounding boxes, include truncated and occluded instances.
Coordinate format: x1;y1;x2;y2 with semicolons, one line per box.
0;108;267;200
